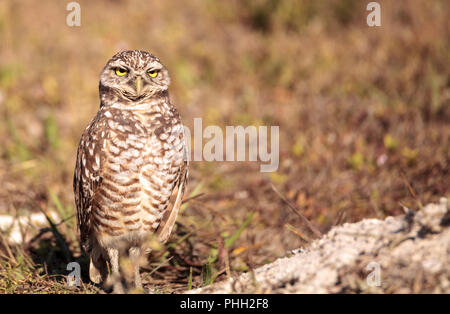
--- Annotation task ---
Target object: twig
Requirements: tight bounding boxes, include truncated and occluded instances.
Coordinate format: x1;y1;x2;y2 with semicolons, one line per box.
191;200;227;221
181;193;205;204
146;256;174;277
0;232;17;265
224;246;231;281
285;223;311;243
332;209;347;226
400;170;423;209
271;184;322;238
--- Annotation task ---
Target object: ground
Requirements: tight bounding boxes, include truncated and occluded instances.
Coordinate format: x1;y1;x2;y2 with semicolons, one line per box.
188;199;450;293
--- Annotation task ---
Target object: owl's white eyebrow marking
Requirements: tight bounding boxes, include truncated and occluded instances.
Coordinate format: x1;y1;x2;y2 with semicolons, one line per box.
146;61;162;70
147;66;163;72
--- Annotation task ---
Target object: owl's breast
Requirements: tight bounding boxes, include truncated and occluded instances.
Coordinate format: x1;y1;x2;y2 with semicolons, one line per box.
137;118;186;231
93;107;185;247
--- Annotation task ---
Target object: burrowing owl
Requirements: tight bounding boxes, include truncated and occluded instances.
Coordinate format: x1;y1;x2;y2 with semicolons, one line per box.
73;50;188;292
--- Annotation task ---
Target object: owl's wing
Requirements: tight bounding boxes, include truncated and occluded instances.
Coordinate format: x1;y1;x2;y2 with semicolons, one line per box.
156;155;189;244
73;114;107;252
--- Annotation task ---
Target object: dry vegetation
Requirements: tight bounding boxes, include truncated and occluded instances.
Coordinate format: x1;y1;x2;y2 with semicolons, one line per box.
0;0;448;293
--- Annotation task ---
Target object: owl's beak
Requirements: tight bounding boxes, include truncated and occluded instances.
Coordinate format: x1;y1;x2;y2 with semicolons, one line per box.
135;76;143;96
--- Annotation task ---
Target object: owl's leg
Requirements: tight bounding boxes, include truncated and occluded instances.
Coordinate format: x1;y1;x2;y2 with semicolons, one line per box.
89;245;108;284
106;247;124;294
129;247;143;291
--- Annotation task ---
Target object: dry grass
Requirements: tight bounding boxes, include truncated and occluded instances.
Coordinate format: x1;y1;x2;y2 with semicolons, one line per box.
0;0;449;293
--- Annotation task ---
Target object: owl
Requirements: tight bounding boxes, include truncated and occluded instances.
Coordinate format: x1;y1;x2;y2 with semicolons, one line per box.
73;50;188;293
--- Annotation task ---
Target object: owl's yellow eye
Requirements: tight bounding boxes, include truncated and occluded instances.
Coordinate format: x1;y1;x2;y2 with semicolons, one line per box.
147;70;158;78
115;68;128;76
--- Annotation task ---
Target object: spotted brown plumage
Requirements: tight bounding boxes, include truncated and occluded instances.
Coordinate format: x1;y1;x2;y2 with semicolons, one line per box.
73;50;188;292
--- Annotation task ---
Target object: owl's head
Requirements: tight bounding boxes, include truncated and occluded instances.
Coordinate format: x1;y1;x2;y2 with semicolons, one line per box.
99;50;170;106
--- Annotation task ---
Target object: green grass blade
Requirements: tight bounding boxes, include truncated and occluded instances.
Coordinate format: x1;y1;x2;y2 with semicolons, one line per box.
188;267;193;290
225;212;254;249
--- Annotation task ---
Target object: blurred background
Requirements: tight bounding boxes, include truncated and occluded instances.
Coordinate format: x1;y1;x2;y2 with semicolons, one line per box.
0;0;448;292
